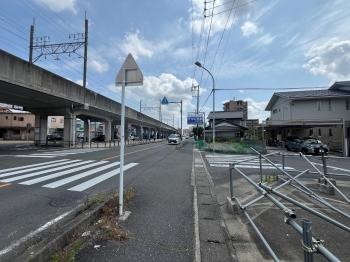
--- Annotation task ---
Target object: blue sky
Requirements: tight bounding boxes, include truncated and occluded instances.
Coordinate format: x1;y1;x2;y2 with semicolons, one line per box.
1;0;350;128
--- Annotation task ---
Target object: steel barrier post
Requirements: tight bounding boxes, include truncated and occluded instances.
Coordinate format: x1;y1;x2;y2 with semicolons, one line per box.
322;153;327;177
282;153;285;170
229;164;234;200
259;154;263;182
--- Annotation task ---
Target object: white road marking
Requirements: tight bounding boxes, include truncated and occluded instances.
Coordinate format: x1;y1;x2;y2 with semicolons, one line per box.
0;159;78;178
20;161;108;185
68;163;139;192
206;154;295;170
0;209;73;257
14;148;108;158
0;159;68;174
43;162;120;188
311;162;350;173
0;160;89;183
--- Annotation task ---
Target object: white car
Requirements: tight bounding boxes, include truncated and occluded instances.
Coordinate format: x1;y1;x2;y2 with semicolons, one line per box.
168;134;181;145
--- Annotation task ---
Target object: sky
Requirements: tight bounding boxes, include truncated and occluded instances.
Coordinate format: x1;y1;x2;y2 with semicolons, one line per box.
1;0;350;128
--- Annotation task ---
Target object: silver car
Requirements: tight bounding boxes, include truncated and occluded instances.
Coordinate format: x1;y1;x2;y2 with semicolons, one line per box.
168;134;181;145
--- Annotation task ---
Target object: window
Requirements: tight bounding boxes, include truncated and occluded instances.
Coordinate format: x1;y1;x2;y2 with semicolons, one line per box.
5;116;8;120
13;116;17;120
318;128;321;136
346;100;350;110
309;128;313;136
18;117;24;121
317;101;321;111
329;128;333;137
273;109;277;114
328;99;331;111
51;118;56;122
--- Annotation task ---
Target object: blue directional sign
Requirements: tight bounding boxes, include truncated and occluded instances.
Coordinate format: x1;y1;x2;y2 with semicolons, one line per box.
187;113;203;125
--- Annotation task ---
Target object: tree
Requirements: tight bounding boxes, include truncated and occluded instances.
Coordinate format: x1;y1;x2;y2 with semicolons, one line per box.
193;127;204;139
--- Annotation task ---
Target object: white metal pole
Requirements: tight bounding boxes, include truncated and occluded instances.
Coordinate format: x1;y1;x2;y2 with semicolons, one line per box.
88;119;91;148
119;69;126;216
213;89;215;152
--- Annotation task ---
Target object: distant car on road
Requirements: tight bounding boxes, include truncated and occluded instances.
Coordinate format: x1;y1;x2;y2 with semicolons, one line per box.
92;134;105;142
285;136;303;151
168;134;181;145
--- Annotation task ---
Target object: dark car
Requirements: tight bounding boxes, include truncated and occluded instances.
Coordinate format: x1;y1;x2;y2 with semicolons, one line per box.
92;134;105;142
47;133;63;141
300;137;329;155
285;136;303;151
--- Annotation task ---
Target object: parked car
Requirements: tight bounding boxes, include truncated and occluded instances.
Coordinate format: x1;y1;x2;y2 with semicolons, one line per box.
285;136;303;151
168;134;181;145
300;137;329;155
91;134;105;142
47;133;63;141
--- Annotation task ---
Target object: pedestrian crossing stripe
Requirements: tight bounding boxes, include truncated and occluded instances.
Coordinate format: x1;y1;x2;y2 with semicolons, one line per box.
0;159;138;191
205;154;295;170
14;148;108;158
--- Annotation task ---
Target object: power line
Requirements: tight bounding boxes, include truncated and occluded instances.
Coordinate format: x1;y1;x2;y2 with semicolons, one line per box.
198;0;216;88
208;0;257;17
0;23;28;41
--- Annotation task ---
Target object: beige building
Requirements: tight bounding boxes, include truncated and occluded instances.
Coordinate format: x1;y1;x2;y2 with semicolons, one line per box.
0;107;35;140
223;99;248;120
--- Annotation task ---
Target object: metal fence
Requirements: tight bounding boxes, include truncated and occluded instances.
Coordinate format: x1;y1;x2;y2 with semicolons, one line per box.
228;148;350;262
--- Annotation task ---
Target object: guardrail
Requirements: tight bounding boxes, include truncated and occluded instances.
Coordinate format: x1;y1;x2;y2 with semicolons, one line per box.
227;148;350;262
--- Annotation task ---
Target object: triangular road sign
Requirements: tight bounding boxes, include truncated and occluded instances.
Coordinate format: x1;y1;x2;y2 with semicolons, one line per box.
161;96;169;105
116;53;143;86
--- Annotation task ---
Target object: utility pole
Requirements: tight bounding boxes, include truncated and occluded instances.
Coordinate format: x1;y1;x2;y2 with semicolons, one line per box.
83;13;88;104
180;99;183;137
140;100;143;140
193;84;200;139
29;20;34;64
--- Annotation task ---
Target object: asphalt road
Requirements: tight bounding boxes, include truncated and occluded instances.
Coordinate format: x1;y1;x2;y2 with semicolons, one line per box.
0;141;194;261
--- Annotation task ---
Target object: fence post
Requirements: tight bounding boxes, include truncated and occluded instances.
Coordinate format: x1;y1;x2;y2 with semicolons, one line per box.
302;219;314;262
229;164;234;200
322;153;327;177
282;153;285;170
259;154;263;182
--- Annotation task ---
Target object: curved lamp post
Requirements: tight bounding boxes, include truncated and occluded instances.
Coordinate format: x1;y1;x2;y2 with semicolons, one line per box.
195;61;215;151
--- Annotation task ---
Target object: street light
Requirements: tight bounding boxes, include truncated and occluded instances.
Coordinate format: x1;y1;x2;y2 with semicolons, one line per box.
195;61;215;151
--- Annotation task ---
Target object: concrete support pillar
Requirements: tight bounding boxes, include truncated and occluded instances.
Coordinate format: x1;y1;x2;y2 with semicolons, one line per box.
64;114;76;147
105;120;112;141
34;115;48;146
84;119;89;142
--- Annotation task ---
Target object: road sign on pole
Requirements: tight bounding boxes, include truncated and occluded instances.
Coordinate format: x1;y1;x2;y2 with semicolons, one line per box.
116;53;143;217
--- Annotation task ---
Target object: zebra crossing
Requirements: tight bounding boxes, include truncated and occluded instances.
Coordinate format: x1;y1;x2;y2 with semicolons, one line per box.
14;148;108;158
0;159;138;192
205;154;295;170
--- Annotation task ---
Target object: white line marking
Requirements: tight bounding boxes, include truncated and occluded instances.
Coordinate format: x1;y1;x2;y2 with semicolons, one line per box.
15;155;57;158
311;162;350;173
43;162;120;188
0;159;77;178
0;159;68;174
0;209;73;256
20;161;108;185
68;163;138;192
0;160;88;183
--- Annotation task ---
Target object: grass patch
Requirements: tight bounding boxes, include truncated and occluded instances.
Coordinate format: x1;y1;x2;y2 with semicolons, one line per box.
49;238;82;262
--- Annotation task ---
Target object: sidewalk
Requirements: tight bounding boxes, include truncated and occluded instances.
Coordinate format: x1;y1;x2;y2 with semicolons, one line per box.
192;149;235;262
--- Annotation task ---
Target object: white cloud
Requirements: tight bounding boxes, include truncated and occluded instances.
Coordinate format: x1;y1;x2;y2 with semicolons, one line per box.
33;0;77;13
89;58;109;73
109;73;196;126
303;38;350;81
120;31;155;60
191;0;254;35
241;21;259;37
256;34;275;46
246;98;269;121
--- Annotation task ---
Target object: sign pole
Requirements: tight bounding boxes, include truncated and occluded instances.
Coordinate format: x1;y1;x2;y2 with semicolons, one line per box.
119;69;126;216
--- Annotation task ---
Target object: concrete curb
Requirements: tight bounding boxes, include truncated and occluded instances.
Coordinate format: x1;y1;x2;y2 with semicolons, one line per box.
3;196;114;262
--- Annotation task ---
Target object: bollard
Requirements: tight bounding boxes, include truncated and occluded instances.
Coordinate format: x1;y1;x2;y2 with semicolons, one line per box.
81;140;83;149
229;164;234;200
282;153;285;170
97;142;99;148
302;219;314;262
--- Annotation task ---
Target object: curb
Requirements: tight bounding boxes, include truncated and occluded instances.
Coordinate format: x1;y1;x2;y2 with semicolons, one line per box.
3;195;114;262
